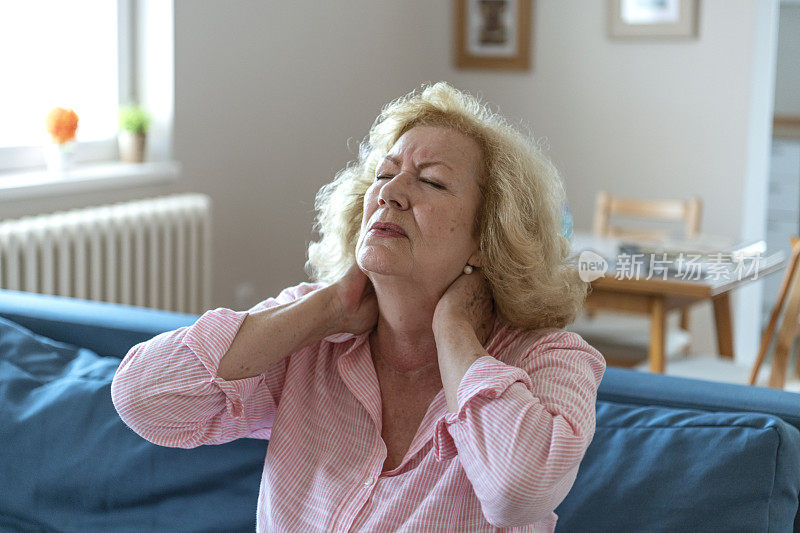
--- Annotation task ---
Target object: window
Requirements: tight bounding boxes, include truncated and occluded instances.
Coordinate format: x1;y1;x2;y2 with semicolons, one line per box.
0;1;132;172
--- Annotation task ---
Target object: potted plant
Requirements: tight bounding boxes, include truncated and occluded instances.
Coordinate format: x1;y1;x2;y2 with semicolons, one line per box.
117;105;151;163
44;107;79;172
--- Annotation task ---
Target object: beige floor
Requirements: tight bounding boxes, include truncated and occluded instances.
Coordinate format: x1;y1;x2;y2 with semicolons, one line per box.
571;312;800;393
631;354;800;393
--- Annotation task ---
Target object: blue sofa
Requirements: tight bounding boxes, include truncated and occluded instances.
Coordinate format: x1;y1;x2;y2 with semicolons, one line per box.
1;288;798;532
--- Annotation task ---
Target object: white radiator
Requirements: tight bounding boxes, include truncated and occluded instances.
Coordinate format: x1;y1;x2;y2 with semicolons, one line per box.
0;193;211;314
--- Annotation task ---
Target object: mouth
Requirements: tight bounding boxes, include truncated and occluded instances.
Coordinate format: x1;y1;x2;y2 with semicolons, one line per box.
369;221;407;237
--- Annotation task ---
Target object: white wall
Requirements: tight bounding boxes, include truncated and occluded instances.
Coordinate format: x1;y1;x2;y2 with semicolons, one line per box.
1;1;781;362
775;5;800;115
171;0;440;308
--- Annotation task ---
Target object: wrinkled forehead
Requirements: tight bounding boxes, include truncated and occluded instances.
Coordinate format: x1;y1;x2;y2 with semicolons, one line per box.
382;125;484;176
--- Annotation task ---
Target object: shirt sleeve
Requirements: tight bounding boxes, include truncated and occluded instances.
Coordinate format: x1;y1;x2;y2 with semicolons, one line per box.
431;329;605;528
110;282;324;449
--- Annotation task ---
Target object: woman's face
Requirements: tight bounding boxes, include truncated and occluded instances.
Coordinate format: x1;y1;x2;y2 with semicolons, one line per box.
356;125;483;290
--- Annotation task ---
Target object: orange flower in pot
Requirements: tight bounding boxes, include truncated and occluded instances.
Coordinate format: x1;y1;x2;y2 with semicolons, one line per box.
45;107;79;144
44;107;79;172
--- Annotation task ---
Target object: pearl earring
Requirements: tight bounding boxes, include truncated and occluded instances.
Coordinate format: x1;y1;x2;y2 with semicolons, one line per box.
463;265;474;275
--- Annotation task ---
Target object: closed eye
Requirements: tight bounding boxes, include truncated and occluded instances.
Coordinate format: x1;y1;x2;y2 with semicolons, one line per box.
421;179;445;190
375;174;446;190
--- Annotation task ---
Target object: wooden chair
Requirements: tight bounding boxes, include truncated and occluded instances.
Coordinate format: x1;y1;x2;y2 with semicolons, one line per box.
591;190;703;331
593;190;703;242
573;191;703;365
748;236;800;388
634;236;800;390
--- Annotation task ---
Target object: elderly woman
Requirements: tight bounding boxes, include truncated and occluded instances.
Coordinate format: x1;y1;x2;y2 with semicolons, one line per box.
111;82;605;532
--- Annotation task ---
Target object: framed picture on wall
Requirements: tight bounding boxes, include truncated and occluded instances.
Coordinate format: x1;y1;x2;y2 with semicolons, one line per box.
608;0;699;39
455;0;532;71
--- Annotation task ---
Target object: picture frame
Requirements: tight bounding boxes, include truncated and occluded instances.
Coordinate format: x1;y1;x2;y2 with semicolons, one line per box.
608;0;699;39
455;0;532;71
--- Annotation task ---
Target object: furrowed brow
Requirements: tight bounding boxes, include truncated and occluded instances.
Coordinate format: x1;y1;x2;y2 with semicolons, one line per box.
382;155;453;171
418;160;453;171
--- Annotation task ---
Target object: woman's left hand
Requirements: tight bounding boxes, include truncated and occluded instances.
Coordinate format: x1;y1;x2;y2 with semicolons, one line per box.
433;269;495;344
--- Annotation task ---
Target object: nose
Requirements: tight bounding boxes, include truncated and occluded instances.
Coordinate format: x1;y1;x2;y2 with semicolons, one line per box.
377;172;411;210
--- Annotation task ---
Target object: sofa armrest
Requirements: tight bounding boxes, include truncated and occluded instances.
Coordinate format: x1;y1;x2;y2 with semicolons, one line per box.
600;366;800;431
0;289;199;358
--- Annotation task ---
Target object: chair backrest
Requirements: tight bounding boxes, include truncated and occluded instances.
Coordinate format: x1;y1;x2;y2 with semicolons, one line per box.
750;235;800;389
592;190;702;241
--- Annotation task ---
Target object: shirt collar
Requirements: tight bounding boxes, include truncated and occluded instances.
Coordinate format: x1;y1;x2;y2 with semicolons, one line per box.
322;332;358;343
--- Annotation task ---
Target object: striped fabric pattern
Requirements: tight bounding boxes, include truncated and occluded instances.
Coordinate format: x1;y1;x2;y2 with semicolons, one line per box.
111;283;605;532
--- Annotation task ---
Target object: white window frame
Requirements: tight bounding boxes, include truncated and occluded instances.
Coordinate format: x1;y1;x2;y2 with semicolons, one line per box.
0;0;134;173
0;0;178;200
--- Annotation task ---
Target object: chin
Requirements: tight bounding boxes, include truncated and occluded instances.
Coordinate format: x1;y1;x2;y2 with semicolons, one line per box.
357;247;410;277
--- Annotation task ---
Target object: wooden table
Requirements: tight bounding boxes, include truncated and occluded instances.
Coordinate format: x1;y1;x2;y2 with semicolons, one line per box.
572;232;786;373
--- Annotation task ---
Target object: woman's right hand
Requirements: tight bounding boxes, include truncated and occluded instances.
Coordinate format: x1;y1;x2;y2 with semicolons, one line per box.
324;262;379;335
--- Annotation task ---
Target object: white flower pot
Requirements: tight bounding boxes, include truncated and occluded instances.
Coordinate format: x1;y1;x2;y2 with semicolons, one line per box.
118;131;146;163
44;141;76;174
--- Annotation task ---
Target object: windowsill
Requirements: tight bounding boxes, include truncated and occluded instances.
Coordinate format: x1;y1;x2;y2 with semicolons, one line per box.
0;161;181;202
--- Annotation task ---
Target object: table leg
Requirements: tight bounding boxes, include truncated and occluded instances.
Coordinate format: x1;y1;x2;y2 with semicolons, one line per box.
649;297;666;373
712;294;734;359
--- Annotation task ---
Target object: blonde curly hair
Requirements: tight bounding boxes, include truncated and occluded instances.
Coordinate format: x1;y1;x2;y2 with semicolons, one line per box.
306;82;586;329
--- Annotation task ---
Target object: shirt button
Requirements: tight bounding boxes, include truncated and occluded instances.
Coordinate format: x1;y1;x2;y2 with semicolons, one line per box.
363;477;374;487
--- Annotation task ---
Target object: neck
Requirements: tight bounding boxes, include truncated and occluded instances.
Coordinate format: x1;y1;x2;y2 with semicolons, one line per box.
368;276;441;379
367;274;496;381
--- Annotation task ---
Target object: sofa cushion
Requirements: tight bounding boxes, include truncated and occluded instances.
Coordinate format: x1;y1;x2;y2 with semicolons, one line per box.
599;366;800;431
555;400;800;532
0;316;265;533
3;312;799;532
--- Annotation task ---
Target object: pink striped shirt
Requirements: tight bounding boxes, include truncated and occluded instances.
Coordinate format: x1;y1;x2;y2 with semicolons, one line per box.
111;282;605;532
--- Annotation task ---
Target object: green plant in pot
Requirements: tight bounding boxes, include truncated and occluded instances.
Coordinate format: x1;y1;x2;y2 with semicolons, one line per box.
118;105;151;163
